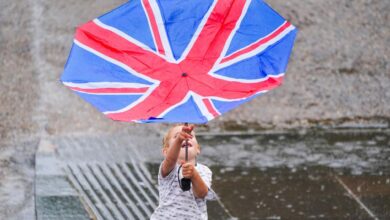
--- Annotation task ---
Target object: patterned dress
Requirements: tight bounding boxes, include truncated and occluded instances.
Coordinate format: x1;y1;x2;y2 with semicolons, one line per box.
150;162;217;220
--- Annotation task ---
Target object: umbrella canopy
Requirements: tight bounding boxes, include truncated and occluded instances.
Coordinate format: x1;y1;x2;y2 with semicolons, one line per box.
61;0;297;123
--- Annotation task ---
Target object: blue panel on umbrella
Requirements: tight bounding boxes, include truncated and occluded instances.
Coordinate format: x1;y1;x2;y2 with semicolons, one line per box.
62;43;153;85
226;0;286;56
149;96;207;123
215;30;297;79
98;0;156;51
156;0;214;60
76;92;142;113
211;94;262;115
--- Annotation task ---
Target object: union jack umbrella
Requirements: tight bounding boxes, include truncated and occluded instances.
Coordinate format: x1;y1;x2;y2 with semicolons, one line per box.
61;0;297;123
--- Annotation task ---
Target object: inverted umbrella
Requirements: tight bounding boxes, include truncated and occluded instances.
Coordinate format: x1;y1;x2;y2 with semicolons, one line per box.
61;0;297;124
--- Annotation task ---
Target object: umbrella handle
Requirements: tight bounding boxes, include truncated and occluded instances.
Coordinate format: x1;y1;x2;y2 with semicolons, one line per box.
178;165;191;191
184;122;189;162
180;122;191;191
185;139;189;161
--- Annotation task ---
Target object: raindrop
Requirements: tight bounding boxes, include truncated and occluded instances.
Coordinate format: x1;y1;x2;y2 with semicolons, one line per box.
241;171;249;175
351;169;362;175
225;167;235;172
375;135;385;141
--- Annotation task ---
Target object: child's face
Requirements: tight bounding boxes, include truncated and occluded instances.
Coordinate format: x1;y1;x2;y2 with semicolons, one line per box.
164;125;200;161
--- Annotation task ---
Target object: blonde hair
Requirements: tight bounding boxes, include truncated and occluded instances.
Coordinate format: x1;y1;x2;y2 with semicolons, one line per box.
162;125;180;150
162;124;199;150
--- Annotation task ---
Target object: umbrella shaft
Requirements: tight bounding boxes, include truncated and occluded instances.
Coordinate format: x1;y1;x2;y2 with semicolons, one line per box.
185;139;188;161
184;122;189;162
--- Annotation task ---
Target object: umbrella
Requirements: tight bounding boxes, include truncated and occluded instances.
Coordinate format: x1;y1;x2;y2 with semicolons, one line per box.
61;0;297;124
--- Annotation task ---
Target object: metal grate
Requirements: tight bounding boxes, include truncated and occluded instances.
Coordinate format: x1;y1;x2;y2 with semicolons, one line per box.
66;161;158;220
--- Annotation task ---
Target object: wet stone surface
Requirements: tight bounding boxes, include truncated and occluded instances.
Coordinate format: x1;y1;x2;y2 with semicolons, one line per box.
34;128;390;219
210;167;388;219
197;129;390;175
36;196;89;220
192;129;390;219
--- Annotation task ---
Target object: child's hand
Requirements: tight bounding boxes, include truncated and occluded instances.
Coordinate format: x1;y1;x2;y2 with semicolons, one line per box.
181;161;197;179
177;125;194;142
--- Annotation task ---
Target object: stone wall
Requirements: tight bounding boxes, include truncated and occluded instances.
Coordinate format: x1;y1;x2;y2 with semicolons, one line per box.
0;0;389;142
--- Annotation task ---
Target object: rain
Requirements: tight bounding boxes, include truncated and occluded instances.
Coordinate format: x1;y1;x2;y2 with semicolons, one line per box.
1;0;389;219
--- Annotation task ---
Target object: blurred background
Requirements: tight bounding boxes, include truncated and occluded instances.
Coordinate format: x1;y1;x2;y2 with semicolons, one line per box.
0;0;389;219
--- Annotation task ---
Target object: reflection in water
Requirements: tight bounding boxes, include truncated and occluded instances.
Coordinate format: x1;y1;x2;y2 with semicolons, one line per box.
149;129;390;219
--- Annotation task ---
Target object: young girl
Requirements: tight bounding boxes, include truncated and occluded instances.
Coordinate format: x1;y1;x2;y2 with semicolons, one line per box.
150;124;216;220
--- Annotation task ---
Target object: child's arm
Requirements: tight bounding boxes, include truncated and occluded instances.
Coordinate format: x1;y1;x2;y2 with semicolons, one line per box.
181;163;208;198
161;126;193;177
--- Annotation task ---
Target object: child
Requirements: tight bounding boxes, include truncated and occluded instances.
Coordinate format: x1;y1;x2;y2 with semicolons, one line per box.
150;124;217;220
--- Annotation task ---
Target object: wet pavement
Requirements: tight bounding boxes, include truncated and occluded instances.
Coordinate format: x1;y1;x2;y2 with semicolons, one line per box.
196;128;390;174
33;128;390;219
193;128;390;219
204;166;388;219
